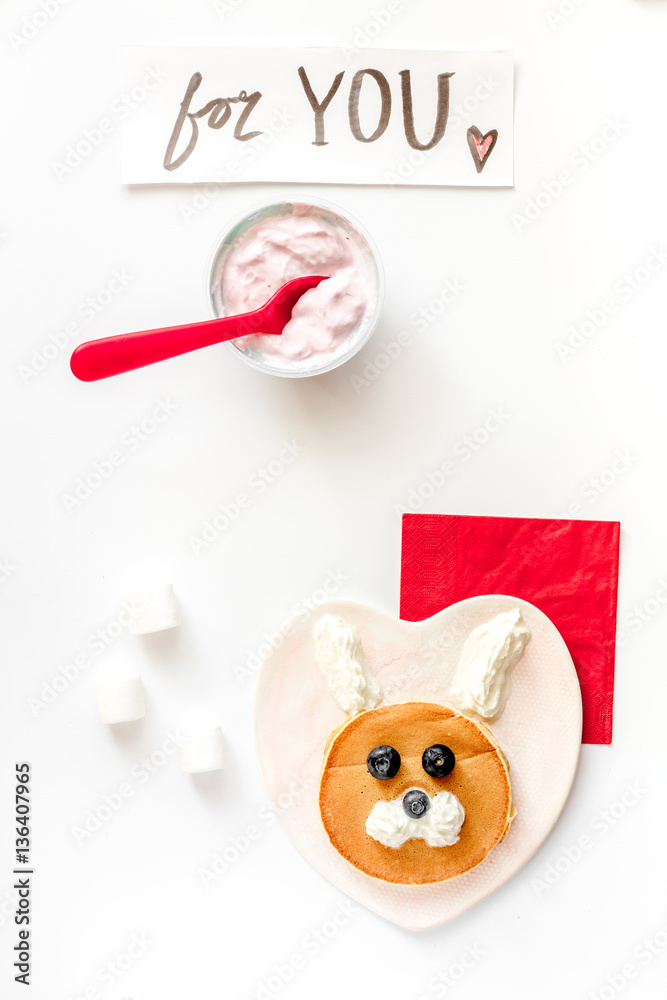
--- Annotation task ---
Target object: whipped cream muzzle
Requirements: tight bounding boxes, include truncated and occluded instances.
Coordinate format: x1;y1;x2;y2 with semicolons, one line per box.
366;789;465;849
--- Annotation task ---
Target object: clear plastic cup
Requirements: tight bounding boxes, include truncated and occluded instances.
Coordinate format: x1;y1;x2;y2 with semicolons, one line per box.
206;198;384;378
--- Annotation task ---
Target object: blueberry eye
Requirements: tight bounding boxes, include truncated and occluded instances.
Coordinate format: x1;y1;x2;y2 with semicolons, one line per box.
422;744;455;777
366;745;401;780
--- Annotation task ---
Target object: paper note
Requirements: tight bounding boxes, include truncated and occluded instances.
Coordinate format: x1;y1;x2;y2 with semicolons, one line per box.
120;47;514;186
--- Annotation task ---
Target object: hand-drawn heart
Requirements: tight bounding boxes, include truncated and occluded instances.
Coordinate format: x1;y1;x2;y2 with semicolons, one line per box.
255;595;581;930
467;126;498;173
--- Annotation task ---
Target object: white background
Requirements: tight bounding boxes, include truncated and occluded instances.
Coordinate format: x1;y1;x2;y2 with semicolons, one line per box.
1;1;666;999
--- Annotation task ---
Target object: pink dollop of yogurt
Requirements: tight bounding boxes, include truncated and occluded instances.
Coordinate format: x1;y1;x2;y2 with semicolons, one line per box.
222;210;371;364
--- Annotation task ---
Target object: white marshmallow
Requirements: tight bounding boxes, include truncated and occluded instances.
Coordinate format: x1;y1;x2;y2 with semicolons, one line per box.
94;672;145;724
124;583;179;634
177;726;226;773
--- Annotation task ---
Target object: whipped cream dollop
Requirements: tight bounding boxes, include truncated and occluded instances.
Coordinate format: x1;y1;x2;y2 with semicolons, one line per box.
313;614;382;716
222;206;373;365
366;790;465;849
449;609;531;720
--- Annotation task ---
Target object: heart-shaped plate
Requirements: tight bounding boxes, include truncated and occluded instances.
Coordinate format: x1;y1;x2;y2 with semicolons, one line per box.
255;595;582;930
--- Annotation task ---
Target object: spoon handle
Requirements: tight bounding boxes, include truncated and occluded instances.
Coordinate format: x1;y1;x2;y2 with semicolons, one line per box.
70;311;266;382
69;275;326;382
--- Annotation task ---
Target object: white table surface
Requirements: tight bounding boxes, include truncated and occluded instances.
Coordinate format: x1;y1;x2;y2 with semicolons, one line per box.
2;2;666;998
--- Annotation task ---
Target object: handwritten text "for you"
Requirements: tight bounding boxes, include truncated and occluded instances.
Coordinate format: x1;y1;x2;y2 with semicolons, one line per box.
163;67;455;171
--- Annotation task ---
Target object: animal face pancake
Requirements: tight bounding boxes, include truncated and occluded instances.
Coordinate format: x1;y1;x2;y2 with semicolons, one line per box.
319;702;513;884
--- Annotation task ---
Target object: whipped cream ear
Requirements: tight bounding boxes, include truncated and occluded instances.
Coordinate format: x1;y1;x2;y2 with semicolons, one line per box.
449;608;531;720
313;614;383;716
366;791;465;849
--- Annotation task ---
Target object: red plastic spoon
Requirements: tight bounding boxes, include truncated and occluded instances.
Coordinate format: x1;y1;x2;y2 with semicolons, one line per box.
70;274;327;382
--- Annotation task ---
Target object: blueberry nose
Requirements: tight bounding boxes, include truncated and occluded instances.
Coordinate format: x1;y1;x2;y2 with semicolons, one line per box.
402;789;430;819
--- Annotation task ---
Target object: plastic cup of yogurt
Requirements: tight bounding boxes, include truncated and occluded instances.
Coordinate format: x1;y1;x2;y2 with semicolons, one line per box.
207;198;384;377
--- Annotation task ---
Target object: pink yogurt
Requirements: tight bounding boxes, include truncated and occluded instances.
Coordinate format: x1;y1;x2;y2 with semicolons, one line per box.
213;203;380;374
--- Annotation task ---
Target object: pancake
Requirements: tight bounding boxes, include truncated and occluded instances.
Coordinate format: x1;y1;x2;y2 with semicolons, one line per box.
319;702;514;885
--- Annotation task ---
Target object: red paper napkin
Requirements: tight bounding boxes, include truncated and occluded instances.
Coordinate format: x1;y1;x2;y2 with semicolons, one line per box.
400;513;620;744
